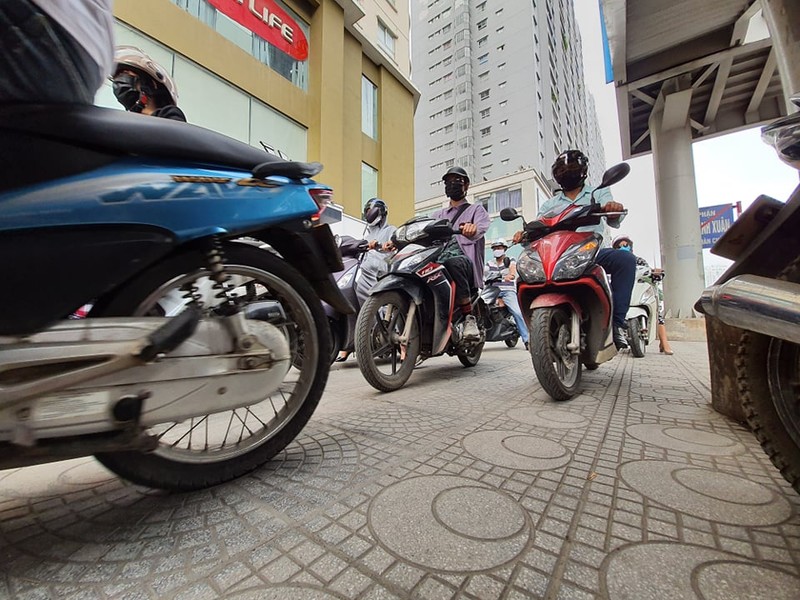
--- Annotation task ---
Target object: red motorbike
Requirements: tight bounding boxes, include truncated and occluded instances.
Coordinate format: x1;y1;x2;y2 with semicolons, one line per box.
500;163;629;400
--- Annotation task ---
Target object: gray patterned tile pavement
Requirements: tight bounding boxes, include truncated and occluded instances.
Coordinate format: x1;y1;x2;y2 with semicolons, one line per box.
1;341;798;599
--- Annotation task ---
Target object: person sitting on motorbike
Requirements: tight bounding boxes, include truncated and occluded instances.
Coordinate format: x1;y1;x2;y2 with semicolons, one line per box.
485;239;530;350
111;45;186;122
0;0;114;105
612;235;673;354
432;166;491;340
336;198;397;362
513;149;636;350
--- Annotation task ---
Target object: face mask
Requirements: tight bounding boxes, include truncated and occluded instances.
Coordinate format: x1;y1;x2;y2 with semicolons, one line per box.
557;173;583;191
619;245;632;252
112;73;145;112
445;182;466;200
493;249;505;258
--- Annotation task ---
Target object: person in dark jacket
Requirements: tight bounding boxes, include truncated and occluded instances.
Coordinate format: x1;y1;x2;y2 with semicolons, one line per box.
111;45;186;122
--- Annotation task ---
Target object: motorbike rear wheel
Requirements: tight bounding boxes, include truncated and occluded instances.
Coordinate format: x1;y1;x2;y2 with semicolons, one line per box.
530;307;581;401
355;291;419;392
504;334;519;348
627;317;646;358
92;244;329;491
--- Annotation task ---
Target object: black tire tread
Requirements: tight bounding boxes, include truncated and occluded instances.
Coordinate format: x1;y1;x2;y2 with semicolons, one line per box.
530;307;581;401
627;317;646;358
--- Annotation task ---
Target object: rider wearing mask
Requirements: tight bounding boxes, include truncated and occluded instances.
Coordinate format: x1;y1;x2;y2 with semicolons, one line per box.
515;150;636;350
111;46;186;122
486;239;530;350
336;198;396;362
432;166;491;340
613;235;674;354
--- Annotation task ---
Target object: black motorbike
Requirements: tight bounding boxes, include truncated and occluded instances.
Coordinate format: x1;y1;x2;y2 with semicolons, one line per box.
696;93;800;493
481;273;520;347
354;217;487;392
324;235;369;364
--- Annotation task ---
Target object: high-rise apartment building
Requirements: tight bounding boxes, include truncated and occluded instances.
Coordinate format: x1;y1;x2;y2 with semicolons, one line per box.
411;0;605;204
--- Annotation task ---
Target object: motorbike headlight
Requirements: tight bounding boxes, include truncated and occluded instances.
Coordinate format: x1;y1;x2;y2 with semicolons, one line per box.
337;264;357;289
517;249;546;283
394;220;431;244
553;239;599;281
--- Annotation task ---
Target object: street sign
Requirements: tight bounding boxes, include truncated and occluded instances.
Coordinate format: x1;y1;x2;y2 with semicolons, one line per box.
699;204;736;249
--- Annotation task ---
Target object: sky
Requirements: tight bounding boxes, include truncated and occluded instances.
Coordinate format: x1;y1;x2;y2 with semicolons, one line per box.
573;2;799;272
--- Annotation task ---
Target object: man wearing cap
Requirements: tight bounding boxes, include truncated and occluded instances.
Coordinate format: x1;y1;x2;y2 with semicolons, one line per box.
486;239;530;350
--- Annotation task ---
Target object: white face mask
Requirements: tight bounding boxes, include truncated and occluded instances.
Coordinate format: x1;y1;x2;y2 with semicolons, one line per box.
493;249;505;258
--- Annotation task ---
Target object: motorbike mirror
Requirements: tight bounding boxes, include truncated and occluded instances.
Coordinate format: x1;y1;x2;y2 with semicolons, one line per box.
500;207;521;222
596;163;630;190
791;92;800;109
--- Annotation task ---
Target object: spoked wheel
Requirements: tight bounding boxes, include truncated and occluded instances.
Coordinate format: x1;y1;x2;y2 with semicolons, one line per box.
93;244;329;491
627;317;646;358
355;291;419;392
530;306;581;401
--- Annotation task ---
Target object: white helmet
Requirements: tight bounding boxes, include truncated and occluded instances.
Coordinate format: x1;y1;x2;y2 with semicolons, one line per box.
112;45;179;107
490;238;508;249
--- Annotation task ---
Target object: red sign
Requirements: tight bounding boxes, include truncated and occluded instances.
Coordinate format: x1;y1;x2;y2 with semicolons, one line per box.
208;0;308;61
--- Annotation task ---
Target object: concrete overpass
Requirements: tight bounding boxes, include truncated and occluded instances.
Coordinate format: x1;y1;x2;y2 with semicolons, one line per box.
600;0;799;316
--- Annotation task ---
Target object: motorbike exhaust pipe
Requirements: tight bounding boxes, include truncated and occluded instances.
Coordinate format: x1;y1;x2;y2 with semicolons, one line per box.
698;275;800;344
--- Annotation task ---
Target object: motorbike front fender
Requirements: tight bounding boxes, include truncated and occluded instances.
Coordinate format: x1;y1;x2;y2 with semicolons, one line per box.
625;306;649;321
368;275;425;305
530;293;581;316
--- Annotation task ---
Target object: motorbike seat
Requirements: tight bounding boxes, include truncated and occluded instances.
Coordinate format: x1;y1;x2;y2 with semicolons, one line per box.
0;104;318;192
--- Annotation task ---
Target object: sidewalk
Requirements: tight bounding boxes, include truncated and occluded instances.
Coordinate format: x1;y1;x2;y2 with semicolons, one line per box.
1;341;798;599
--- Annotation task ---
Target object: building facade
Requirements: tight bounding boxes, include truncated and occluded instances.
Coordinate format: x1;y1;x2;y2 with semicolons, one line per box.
411;0;605;205
103;0;418;224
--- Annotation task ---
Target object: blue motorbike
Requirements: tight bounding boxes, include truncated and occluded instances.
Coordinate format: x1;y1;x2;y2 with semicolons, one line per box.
0;104;352;491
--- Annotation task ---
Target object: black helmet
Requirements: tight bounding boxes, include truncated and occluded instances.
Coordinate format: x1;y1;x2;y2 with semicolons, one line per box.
612;235;633;251
442;166;470;184
363;198;388;225
552;149;588;191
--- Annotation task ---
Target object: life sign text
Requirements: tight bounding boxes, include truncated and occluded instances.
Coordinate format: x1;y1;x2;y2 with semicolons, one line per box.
208;0;308;61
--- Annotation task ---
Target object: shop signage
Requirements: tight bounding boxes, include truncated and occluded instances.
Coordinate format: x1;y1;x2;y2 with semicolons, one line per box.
208;0;308;61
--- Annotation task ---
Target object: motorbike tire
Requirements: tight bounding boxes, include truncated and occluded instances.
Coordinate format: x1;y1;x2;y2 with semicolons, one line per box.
504;334;519;348
355;290;419;392
92;244;330;491
739;331;800;493
627;317;646;358
457;340;485;367
530;306;581;401
328;317;343;365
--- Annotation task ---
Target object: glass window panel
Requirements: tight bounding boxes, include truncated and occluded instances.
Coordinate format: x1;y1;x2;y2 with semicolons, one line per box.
362;76;378;139
362;162;378;207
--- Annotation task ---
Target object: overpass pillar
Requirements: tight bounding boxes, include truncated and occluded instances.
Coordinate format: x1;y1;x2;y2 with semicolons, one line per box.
648;76;706;317
762;0;800;109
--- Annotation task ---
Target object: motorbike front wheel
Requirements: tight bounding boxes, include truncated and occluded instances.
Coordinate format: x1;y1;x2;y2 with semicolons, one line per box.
530;306;581;401
504;333;520;348
627;317;646;358
92;244;329;491
355;291;420;392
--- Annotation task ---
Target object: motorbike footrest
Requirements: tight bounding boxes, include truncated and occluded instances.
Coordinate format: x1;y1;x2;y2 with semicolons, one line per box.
139;306;201;362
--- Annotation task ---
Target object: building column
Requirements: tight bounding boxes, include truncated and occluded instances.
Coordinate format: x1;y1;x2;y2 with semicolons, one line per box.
648;77;706;317
762;0;800;109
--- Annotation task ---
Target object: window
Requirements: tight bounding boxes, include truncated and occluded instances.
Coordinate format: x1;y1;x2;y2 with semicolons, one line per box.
479;90;490;101
477;19;487;30
481;146;492;156
497;44;505;52
496;26;504;33
361;162;378;207
498;62;506;70
480;126;491;137
498;81;506;88
378;21;396;57
478;36;488;48
501;138;508;145
499;100;507;108
480;108;491;118
361;76;378;139
476;1;486;11
500;119;508;126
478;53;489;65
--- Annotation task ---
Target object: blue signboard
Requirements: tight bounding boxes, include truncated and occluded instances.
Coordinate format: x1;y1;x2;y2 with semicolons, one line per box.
699;204;735;249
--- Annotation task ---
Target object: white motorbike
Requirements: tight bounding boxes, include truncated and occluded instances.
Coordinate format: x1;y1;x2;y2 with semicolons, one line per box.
625;263;661;357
